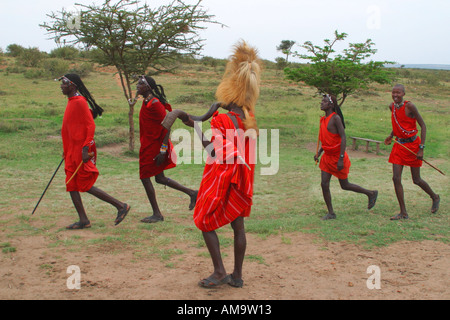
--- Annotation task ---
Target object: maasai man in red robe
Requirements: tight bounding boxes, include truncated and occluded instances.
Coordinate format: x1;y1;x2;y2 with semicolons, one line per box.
60;74;130;229
136;76;197;224
314;94;378;220
192;41;261;288
384;84;440;220
194;110;255;232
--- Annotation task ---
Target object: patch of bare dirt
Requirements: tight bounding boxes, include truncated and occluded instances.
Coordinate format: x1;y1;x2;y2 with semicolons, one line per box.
1;229;448;300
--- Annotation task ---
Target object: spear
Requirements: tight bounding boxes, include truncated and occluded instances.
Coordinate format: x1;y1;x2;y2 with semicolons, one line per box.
31;158;64;215
393;140;445;176
315;133;320;166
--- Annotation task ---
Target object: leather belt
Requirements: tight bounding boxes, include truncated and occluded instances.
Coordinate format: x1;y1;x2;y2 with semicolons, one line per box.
397;135;417;144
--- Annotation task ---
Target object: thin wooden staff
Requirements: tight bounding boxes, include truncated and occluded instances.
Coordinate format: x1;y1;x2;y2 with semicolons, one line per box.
66;152;95;185
31;158;64;215
393;140;445;176
315;132;320;166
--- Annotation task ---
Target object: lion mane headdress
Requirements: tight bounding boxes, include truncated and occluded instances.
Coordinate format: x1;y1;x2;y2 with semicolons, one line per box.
159;41;263;137
215;40;263;135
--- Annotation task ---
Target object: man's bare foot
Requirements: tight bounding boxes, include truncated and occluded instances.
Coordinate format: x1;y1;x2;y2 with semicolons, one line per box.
431;195;440;214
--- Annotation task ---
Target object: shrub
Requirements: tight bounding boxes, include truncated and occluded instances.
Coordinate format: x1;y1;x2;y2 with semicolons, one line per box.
42;58;70;78
69;62;94;78
24;68;47;79
18;47;46;68
49;46;79;60
6;44;25;57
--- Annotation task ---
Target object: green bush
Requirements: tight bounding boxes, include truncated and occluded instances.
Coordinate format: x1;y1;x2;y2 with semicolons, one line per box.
69;62;94;78
6;44;25;57
24;68;47;79
18;47;46;68
42;58;70;78
49;46;79;60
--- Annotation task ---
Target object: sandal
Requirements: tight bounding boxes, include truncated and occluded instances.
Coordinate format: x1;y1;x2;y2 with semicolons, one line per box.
390;213;409;221
228;275;244;288
189;191;198;211
321;212;336;220
198;275;230;288
140;215;164;223
115;203;131;226
66;221;91;230
368;190;378;210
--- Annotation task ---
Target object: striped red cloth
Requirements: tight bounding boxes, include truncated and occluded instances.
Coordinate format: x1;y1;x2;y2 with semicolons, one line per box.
193;112;255;232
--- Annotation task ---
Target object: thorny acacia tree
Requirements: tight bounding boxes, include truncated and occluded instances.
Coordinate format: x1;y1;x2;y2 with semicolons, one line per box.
284;31;395;107
42;0;221;151
276;40;296;64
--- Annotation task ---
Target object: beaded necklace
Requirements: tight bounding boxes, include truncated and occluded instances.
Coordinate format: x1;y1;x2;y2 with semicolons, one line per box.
392;101;418;135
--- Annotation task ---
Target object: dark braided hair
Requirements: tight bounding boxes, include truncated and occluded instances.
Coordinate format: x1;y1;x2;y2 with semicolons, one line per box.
64;74;104;119
143;76;168;105
325;93;345;129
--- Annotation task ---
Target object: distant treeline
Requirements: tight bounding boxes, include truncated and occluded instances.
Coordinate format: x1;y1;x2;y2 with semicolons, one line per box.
0;44;303;76
0;44;98;79
0;44;448;86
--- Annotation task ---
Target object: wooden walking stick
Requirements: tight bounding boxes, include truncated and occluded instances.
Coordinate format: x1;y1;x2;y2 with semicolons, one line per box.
66;152;95;185
315;133;320;166
32;158;64;215
393;140;445;176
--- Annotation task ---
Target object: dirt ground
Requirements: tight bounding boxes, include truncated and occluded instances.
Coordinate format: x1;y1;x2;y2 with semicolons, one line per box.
1;228;448;300
1;147;449;301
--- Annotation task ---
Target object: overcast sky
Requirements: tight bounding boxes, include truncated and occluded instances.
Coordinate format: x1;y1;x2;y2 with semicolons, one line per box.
1;0;449;65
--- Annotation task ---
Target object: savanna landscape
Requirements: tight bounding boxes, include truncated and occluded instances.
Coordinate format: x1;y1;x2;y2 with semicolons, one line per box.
0;51;449;300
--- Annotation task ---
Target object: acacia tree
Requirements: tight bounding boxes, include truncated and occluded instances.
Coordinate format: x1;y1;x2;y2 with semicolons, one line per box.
284;31;395;107
41;0;221;151
276;40;295;63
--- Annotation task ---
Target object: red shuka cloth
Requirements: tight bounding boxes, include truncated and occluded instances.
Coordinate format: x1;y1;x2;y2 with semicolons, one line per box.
389;101;422;167
319;112;351;180
139;98;176;179
61;96;98;192
193;113;255;232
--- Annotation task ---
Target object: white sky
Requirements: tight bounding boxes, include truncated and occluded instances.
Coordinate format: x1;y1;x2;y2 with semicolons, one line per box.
1;0;449;65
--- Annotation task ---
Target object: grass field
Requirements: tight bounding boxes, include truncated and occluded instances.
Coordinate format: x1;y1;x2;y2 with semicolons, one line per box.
0;56;448;263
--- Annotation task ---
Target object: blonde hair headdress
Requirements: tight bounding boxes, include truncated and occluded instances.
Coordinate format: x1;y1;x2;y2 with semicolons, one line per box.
215;40;262;134
160;41;262;136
